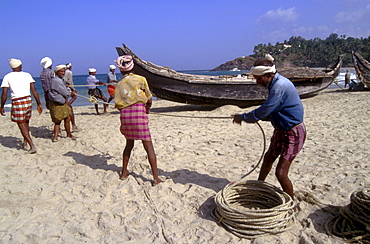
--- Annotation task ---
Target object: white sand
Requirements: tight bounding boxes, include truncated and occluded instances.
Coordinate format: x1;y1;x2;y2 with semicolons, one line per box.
0;88;369;243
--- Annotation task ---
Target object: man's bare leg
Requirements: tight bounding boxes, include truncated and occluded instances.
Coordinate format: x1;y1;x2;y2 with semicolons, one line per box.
17;121;36;153
94;104;99;115
275;158;294;200
120;139;134;180
257;150;278;181
142;140;162;185
53;122;61;142
64;116;75;139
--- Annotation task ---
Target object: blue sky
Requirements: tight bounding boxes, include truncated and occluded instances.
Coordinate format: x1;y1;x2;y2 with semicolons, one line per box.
1;0;369;77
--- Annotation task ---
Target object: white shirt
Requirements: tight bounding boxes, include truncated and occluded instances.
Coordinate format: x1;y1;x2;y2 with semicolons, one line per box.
86;75;99;89
1;71;35;99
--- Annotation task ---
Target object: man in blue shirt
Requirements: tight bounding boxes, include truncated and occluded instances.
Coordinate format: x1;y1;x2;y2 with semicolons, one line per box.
233;54;306;200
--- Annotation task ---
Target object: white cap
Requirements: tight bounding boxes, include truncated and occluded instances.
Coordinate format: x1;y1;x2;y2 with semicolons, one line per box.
89;68;96;73
9;58;22;69
40;57;52;69
54;64;66;72
109;65;116;70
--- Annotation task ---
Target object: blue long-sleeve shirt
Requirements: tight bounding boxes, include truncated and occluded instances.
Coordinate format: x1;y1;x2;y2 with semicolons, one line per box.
240;73;304;131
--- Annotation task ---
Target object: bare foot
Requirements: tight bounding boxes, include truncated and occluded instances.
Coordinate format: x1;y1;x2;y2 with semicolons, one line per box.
72;125;79;131
120;172;129;180
28;147;37;154
68;135;77;140
52;138;58;142
152;178;163;186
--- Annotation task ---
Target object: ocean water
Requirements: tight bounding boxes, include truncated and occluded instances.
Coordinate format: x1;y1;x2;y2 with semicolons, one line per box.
1;69;358;110
1;70;246;109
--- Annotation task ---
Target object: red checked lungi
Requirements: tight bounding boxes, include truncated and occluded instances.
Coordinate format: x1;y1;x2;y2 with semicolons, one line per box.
269;123;306;162
11;96;32;123
119;103;151;141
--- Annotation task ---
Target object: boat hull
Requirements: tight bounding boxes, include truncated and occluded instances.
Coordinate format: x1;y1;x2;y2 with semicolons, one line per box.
352;51;370;88
116;44;342;107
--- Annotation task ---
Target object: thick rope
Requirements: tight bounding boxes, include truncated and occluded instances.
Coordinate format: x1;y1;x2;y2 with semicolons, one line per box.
70;83;117;87
213;180;295;238
296;188;370;243
240;122;266;180
150;112;231;119
325;188;370;243
75;94;111;105
211;121;297;239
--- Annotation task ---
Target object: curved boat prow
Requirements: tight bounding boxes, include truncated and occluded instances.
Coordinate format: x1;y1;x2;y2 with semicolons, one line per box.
115;44;345;107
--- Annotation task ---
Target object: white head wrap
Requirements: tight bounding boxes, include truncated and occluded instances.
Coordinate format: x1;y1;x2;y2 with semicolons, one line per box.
9;58;22;69
109;65;116;70
54;65;66;73
250;54;276;76
115;55;134;72
40;57;53;69
89;68;96;73
66;63;72;68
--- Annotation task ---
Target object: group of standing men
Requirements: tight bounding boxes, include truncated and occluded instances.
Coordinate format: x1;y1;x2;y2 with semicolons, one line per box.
0;57;119;153
1;53;307;196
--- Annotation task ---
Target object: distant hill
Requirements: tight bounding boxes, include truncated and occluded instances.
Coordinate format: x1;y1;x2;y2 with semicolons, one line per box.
212;33;370;71
211;54;302;71
211;56;256;71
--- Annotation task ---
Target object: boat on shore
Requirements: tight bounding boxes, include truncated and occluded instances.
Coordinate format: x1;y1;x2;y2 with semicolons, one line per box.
352;51;370;88
116;44;343;107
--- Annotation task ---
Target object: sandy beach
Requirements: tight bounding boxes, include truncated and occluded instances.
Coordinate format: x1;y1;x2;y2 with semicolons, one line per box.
0;88;369;243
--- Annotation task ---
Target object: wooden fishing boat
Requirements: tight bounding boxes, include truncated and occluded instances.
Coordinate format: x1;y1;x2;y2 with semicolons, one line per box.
116;44;343;107
352;51;370;88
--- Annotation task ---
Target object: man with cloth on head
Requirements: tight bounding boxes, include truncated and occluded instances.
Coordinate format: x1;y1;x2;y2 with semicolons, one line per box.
64;63;74;88
48;64;76;142
40;57;53;109
86;68;108;115
114;55;162;185
1;58;43;154
232;54;306;200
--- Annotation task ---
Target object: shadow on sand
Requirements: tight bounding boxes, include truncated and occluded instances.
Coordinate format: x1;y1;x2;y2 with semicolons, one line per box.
63;151;121;172
0;135;24;150
159;168;230;193
307;206;341;236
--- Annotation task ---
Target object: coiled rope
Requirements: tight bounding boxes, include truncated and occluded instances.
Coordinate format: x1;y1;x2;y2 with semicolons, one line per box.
325;188;370;243
296;187;370;243
211;121;297;239
213;180;295;238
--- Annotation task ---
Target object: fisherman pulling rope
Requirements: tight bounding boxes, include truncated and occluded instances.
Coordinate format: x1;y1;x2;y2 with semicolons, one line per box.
209;54;307;238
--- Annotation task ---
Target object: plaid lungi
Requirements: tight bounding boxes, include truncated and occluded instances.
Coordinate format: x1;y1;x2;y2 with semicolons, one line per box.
120;103;151;141
11;96;32;123
269;123;306;162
